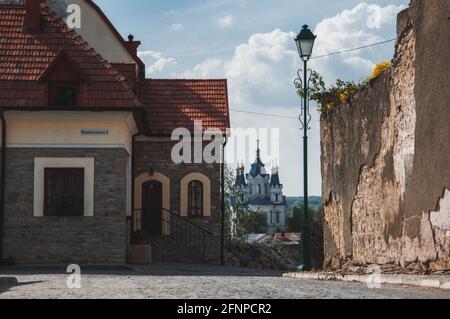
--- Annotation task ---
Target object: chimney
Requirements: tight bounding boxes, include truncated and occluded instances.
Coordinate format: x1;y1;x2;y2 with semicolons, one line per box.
24;0;42;32
125;34;141;57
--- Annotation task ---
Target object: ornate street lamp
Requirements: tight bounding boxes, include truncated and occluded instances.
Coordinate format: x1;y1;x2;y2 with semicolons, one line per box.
294;25;316;272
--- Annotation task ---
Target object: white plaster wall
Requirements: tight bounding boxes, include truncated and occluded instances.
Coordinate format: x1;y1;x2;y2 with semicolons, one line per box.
3;112;136;153
68;0;134;63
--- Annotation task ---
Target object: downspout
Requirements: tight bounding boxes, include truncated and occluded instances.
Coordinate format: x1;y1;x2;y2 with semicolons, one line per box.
0;112;6;265
130;86;150;233
130;132;140;233
220;135;228;265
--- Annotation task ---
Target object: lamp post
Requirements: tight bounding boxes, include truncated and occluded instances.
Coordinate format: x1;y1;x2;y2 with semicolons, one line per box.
294;25;316;272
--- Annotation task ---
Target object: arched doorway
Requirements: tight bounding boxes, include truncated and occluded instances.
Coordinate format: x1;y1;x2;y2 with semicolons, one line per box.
141;181;163;235
134;172;170;235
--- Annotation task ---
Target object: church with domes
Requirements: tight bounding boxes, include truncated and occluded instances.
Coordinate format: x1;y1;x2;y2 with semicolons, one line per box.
235;142;288;235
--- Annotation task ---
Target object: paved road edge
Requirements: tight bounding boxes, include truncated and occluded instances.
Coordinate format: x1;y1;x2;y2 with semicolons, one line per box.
283;272;450;290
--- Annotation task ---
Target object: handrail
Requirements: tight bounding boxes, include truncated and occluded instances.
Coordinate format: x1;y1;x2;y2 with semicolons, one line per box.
131;208;213;262
161;208;214;235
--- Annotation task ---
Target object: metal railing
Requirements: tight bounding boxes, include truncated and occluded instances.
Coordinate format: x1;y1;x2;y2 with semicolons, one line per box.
132;208;213;262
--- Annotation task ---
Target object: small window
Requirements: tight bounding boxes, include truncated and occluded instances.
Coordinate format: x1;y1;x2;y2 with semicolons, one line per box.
276;212;280;225
249;184;253;194
50;82;79;107
275;194;279;202
44;168;84;217
188;180;203;217
257;184;262;195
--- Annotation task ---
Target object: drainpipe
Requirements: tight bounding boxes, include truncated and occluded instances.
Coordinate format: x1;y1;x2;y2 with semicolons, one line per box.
220;135;228;265
130;133;138;233
0;112;6;265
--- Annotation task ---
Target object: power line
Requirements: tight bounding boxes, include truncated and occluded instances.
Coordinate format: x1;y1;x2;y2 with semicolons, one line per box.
229;39;397;121
231;109;297;120
310;38;396;59
230;108;320;122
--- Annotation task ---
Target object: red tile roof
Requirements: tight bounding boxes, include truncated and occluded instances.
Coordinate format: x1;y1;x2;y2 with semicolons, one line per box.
0;2;141;108
139;79;230;134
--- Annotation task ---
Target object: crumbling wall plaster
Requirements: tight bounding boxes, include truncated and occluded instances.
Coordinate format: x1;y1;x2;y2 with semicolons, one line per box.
321;0;450;270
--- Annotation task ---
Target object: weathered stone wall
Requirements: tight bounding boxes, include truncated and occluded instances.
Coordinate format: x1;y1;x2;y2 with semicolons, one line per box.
321;0;450;270
3;148;128;265
134;139;222;263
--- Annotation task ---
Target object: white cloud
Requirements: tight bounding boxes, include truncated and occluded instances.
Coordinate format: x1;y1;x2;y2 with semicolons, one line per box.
170;23;184;31
138;51;177;75
216;14;236;28
171;2;404;195
175;29;297;108
310;2;405;80
177;59;224;79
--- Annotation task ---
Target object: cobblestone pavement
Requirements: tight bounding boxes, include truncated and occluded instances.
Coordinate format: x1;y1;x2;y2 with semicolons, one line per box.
1;263;449;299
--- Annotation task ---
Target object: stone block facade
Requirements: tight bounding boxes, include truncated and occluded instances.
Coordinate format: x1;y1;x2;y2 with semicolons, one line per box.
3;148;129;265
134;139;223;263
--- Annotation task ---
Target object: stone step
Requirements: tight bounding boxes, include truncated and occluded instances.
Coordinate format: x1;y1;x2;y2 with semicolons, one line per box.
143;236;206;263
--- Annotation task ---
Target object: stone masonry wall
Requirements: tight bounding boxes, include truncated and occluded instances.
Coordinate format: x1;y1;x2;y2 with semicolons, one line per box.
321;0;450;270
134;140;222;263
3;148;128;265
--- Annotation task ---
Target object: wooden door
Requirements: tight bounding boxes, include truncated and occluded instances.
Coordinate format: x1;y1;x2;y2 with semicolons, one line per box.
142;181;163;235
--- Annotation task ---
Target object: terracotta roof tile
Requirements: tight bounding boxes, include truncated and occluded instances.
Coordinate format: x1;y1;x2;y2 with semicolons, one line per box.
139;79;230;134
0;3;141;108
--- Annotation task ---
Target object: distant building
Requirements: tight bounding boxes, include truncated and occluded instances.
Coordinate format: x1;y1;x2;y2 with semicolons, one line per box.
234;142;288;234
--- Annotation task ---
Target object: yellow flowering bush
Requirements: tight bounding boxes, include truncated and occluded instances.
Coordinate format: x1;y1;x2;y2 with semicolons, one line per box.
370;61;392;79
339;91;349;104
325;102;334;110
297;63;392;112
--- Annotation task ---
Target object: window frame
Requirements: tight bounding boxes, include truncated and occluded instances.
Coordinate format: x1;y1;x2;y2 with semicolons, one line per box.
34;158;95;218
188;180;203;217
44;168;85;217
49;81;80;107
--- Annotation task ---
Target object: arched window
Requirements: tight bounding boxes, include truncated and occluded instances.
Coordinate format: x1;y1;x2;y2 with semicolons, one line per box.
188;180;203;217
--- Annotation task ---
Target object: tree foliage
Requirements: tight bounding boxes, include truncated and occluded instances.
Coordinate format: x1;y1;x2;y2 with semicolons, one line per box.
296;60;393;113
286;205;324;268
224;166;268;241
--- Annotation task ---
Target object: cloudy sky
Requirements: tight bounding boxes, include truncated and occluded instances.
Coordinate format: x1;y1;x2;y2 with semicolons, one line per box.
95;0;409;196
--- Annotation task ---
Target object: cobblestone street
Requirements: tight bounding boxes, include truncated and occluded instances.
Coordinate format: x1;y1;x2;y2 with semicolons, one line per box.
1;263;449;299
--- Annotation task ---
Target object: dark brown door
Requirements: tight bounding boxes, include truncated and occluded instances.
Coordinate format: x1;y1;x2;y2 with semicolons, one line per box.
142;181;163;235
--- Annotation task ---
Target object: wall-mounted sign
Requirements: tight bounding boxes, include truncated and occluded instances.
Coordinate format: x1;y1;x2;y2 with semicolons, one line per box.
81;129;109;136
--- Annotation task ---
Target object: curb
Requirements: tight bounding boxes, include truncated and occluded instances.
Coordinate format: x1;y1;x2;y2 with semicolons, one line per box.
282;272;450;291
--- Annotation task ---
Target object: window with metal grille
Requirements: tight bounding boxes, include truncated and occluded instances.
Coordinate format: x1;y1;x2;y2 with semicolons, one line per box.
188;180;203;217
44;168;84;217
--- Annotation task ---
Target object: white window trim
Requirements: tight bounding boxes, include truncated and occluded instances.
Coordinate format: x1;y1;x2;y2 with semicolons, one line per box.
33;158;95;217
